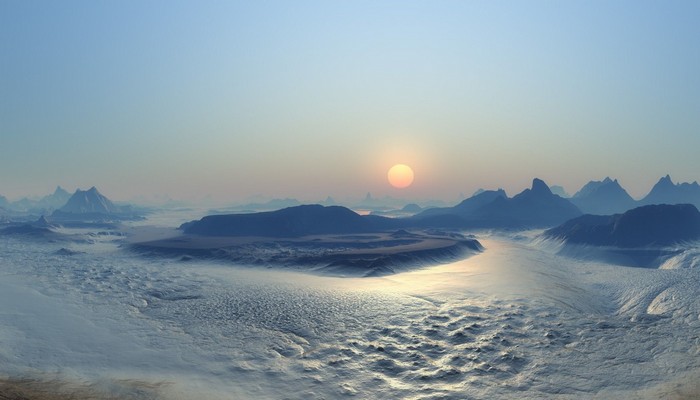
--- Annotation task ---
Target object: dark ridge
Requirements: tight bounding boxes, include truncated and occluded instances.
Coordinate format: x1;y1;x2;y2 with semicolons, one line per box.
415;189;507;219
182;204;403;237
411;178;581;228
472;178;582;228
544;204;700;248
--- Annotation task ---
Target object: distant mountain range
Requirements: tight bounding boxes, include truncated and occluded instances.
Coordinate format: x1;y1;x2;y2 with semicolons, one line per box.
184;178;583;236
0;186;71;213
570;175;700;215
182;175;700;238
2;174;700;225
412;179;581;228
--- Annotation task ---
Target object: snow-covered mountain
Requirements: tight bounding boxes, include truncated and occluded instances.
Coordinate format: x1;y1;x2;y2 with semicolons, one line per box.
57;187;120;214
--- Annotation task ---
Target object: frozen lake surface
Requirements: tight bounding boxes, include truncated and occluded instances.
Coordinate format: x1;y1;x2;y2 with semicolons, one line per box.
1;210;700;399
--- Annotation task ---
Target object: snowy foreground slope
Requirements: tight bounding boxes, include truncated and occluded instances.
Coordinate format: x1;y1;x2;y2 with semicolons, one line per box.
1;212;700;399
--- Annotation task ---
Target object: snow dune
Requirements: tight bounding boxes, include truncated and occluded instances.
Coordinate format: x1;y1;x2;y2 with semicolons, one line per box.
0;212;699;399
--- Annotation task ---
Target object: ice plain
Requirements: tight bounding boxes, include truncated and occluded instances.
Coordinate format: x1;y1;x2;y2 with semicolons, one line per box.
1;209;700;399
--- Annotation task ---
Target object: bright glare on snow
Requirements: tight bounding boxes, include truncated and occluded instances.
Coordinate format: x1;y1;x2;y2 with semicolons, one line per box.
1;210;699;399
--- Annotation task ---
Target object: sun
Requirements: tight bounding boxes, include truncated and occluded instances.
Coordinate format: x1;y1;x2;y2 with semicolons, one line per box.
387;164;414;189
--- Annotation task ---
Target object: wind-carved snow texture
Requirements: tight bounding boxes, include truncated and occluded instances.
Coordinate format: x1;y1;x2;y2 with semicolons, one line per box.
1;212;700;399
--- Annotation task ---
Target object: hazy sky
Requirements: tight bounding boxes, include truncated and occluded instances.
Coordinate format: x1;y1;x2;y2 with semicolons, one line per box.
2;1;699;203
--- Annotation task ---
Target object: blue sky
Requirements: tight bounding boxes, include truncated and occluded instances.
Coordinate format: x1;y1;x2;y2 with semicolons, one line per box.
2;1;699;202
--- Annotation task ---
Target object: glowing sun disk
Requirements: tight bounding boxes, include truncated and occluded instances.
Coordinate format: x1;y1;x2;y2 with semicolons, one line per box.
388;164;414;189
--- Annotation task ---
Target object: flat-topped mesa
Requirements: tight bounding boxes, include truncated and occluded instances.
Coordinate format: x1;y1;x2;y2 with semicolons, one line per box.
544;204;700;248
181;204;402;237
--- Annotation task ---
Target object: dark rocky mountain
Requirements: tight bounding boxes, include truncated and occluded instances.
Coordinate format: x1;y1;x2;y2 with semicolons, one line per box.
412;179;581;228
571;177;637;215
472;179;582;228
640;175;700;208
182;204;402;237
544;204;700;248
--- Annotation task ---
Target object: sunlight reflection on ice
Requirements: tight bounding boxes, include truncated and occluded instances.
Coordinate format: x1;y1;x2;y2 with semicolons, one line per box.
1;217;700;399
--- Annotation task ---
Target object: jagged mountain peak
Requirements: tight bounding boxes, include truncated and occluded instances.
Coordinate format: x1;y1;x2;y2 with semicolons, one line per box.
59;186;118;214
53;186;69;196
642;175;700;208
656;175;674;187
531;178;552;195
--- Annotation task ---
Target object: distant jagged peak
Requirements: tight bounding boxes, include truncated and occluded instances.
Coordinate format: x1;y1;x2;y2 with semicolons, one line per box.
456;189;506;205
652;175;700;190
649;175;691;193
652;174;675;188
604;178;623;188
549;185;570;198
530;178;552;195
573;177;626;199
678;181;700;189
53;185;70;196
60;186;118;214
